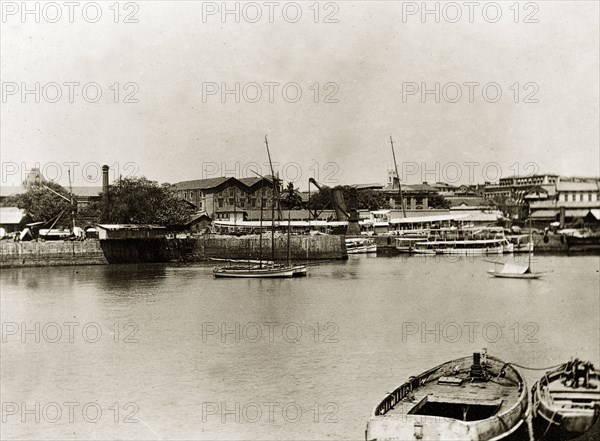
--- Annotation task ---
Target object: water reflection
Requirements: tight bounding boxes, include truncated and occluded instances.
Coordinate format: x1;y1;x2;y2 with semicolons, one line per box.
1;255;598;440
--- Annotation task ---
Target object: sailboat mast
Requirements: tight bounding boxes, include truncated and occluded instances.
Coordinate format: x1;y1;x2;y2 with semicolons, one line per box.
265;135;276;262
68;169;75;231
528;218;532;268
390;135;407;218
287;210;291;265
259;181;264;268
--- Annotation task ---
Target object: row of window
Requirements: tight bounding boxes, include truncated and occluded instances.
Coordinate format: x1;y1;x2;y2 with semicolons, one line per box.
559;193;597;202
499;176;557;187
217;198;270;209
181;189;271;202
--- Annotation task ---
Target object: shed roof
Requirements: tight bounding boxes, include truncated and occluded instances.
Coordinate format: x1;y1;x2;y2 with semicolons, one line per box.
173;177;233;191
97;224;166;230
0;207;25;224
556;181;599;192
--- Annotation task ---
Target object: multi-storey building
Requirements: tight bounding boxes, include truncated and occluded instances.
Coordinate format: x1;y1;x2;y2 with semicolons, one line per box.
382;170;437;209
528;178;600;225
484;174;560;200
173;176;276;219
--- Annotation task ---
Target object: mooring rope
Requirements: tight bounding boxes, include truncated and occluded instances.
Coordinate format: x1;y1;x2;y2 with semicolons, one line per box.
537;408;560;441
526;383;535;441
505;362;564;371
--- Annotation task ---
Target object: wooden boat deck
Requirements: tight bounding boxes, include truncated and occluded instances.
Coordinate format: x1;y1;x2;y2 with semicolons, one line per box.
367;354;528;441
545;378;600;409
387;375;520;417
386;357;522;420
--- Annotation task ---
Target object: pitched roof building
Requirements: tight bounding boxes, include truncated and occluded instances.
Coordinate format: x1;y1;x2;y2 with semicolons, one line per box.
173;176;276;218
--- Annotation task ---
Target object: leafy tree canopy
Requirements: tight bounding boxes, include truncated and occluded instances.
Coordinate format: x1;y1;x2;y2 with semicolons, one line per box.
99;177;195;227
2;180;73;228
428;194;451;209
281;182;304;209
309;186;387;211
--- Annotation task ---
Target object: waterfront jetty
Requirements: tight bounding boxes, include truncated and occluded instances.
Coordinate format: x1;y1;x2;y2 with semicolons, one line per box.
0;233;347;268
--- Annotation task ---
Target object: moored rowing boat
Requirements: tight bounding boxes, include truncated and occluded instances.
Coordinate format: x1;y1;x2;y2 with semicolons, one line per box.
213;265;294;278
366;351;529;440
532;359;600;438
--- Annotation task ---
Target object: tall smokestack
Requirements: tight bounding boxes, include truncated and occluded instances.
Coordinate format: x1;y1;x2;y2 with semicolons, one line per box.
102;165;109;196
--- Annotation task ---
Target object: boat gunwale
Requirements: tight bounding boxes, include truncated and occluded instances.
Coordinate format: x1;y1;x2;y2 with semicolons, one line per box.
369;354;528;427
534;364;600;414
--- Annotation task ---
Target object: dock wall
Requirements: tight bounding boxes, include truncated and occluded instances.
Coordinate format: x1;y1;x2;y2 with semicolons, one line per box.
171;234;348;262
0;240;108;268
0;235;347;268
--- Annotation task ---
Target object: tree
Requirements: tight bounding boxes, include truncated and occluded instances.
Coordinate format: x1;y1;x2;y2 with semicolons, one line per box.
99;177;194;227
356;189;386;211
489;195;518;219
428;194;451;209
2;180;73;228
281;182;303;209
308;186;387;212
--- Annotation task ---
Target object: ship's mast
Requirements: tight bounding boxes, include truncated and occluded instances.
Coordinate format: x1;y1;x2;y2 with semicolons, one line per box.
390;135;406;218
259;180;263;268
68;169;75;231
265;135;277;262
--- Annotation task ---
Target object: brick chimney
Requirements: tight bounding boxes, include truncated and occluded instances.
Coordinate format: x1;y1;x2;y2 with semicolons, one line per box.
102;165;109;198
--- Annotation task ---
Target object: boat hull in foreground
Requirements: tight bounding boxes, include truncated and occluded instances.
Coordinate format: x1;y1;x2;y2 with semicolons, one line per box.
366;353;529;441
532;360;600;438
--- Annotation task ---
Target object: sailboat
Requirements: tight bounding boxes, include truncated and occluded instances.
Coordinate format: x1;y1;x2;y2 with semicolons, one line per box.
487;219;546;279
213;136;306;278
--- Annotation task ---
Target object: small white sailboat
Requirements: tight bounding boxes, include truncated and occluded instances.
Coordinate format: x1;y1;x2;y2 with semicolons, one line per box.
487;262;545;279
488;220;546;279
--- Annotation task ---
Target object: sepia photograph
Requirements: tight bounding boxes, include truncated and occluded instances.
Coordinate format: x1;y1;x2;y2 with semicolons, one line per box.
1;1;599;440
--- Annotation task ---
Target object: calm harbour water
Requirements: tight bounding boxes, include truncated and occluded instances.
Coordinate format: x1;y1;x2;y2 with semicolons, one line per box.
1;254;599;440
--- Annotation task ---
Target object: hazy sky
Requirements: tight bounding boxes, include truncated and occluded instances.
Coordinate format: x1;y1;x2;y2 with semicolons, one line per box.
1;1;599;189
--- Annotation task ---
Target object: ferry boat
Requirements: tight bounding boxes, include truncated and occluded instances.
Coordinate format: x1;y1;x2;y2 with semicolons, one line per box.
410;227;511;255
346;238;377;254
413;238;504;255
395;234;428;253
366;351;529;441
532;359;600;438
